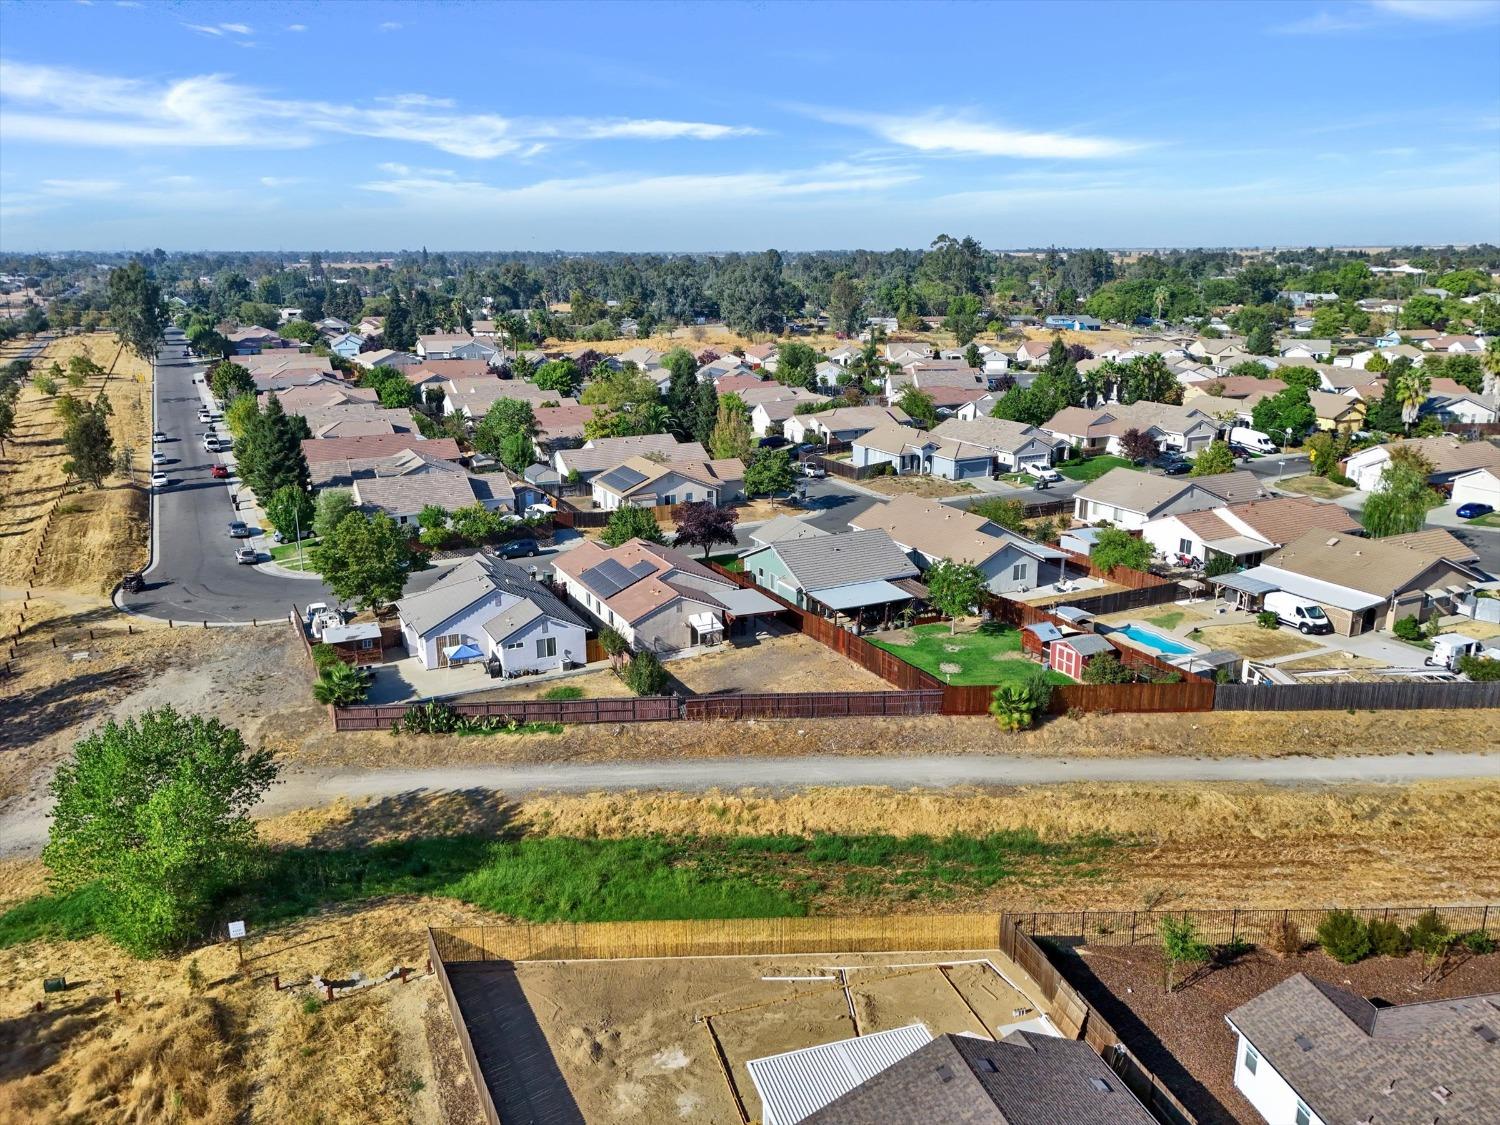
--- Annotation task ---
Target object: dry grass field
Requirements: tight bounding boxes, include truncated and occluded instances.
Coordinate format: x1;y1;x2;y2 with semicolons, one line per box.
0;335;150;594
859;473;976;498
1188;622;1321;660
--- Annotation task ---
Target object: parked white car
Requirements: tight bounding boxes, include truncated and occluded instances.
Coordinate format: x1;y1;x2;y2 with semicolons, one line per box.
151;430;167;443
151;450;167;465
525;502;558;518
1025;462;1062;483
150;471;168;488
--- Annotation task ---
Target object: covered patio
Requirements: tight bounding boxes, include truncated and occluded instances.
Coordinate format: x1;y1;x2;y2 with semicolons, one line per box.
803;576;925;634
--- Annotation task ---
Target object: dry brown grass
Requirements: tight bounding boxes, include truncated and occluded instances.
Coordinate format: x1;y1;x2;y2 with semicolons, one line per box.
1190;622;1321;660
859;474;976;498
0;335;150;594
1278;650;1388;675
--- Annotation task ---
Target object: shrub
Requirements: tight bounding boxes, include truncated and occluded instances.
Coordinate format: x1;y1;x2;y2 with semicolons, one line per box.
988;667;1054;732
1367;918;1410;957
1460;930;1496;954
622;650;669;696
1457;654;1500;681
1081;653;1134;684
312;661;369;706
1317;909;1372;964
1160;915;1210;992
1392;615;1423;642
184;958;205;993
310;643;343;675
1329;471;1356;487
1266;917;1302;957
301;995;323;1015
1256;610;1280;630
1406;909;1451;959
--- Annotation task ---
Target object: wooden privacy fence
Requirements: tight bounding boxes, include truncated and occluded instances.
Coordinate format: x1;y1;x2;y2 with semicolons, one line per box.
1216;680;1500;711
330;695;678;730
1011;904;1495;947
999;916;1198;1125
684;689;943;720
426;930;503;1125
430;914;1008;965
940;679;1217;716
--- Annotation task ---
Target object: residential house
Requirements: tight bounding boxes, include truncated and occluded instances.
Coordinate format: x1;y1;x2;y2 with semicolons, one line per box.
751;394;831;439
356;316;385;338
1072;468;1268;530
885;362;988;400
553;435;707;482
742;342;777;367
1277;338;1333;361
225;325;287;354
590;455;744;510
327;332;365;359
1306;390;1366;432
1276;290;1338;307
248;364;339;393
615;345;663;370
274;384;378;413
315;317;351;336
302;434;463;489
825;344;861;367
850;423;993;481
796;1031;1157;1125
416;333;498;362
885;342;932;366
783;405;910;446
470;318;497;337
1426;333;1483;354
1451;466;1500;509
742;529;921;630
1043;401;1220;457
552;538;780;652
533;403;599;450
1225;973;1499;1125
1140;495;1361;568
442;377;565;421
1015;339;1052;366
395;555;587;673
351;348;419;371
737;383;825;409
1233;529;1486;634
1343;436;1500;491
930;417;1058;472
1043;313;1103;330
850;495;1068;594
744;513;829;552
350;449;515;524
1187;337;1249;363
812;360;846;389
1424;391;1499;426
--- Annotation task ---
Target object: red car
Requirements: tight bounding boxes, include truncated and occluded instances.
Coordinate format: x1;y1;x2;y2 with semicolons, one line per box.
210;464;230;479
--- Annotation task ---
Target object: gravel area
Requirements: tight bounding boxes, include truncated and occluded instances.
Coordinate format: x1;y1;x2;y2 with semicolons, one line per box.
1048;942;1500;1124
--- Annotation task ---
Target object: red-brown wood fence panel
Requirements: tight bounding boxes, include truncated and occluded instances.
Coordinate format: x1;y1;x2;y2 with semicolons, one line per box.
684;690;943;721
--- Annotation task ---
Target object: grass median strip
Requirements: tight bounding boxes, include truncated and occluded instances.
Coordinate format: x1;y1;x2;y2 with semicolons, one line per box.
0;830;1118;948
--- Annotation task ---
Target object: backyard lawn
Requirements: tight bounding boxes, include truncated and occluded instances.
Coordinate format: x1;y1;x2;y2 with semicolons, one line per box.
269;539;320;572
870;622;1073;686
1058;455;1135;482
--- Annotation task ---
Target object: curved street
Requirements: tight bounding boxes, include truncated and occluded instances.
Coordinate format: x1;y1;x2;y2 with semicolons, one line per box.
116;328;336;624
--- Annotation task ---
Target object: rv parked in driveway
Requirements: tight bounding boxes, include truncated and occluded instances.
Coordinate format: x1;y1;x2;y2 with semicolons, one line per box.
1263;591;1334;634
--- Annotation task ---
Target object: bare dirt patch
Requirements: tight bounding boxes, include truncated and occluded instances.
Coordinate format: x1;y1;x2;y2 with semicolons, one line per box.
1052;942;1500;1125
1189;622;1320;660
859;474;976;498
1277;650;1389;675
665;632;890;695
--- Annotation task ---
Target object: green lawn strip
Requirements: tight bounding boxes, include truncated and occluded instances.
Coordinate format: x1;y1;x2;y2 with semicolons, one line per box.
870;622;1073;687
1144;611;1185;630
268;539;321;572
0;832;1122;948
1058;455;1136;482
1470;513;1500;529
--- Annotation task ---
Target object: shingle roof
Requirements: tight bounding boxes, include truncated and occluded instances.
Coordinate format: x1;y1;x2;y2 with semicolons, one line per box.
1266;529;1481;597
352;450;512;515
755;529;919;592
302;434;460;464
1226;974;1500;1124
799;405;911;437
1217;495;1360;546
851;495;1058;566
396;555;582;638
555;435;706;475
931;417;1052;454
749;514;830;548
804;1031;1158;1125
1363;436;1500;476
854;423;991;462
553;538;739;623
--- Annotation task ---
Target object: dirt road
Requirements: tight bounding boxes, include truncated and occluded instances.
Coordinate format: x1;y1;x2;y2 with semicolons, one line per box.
3;751;1495;858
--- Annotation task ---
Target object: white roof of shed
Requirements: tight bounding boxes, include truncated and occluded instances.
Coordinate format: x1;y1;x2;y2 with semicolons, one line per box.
748;1023;932;1125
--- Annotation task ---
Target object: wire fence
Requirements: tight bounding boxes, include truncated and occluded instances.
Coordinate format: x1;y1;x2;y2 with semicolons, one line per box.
1011;904;1495;946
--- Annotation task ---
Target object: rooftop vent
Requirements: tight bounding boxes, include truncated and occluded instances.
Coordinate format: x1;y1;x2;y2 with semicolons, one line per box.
1474;1024;1498;1044
1384;1080;1397;1096
1432;1085;1452;1104
935;1064;955;1084
1295;1034;1315;1052
979;1058;998;1073
1090;1078;1113;1093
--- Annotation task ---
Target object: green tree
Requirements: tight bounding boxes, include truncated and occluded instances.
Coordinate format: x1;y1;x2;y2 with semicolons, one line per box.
1365;350;1390;374
224;392;260;440
107;261;168;363
896;385;938;430
533;359;581;395
499;430;536;472
581;363;668;438
44;707;277;955
924;558;985;634
743;447;794;498
602;504;667;547
312;488;356;540
622;649;669;695
209;360;256;403
708;395;754;461
774;341;820;389
63;402;114;487
1250;385;1315;443
473;398;538;460
0;394;14;455
1361;459;1439;538
312;660;370;706
826;272;862;336
969;497;1027;531
1159;916;1210;992
263;483;314;538
1091;527;1153;574
1245;324;1274;356
236;393;309;500
1081;653;1134;684
313;510;415;609
279;319;319;343
1305;430;1350;478
1190;439;1236;477
942;293;983;345
692;379;719;448
1392;365;1430;429
660;347;699;427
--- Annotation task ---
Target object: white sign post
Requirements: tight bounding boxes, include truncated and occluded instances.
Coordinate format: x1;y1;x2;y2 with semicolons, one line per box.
227;920;247;964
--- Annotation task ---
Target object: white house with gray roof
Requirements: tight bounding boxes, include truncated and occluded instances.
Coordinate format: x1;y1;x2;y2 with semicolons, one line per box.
930;417;1059;472
395;555;587;672
1072;468;1268;530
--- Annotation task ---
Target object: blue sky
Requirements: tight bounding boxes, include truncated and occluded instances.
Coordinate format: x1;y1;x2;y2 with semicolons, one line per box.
1;0;1498;251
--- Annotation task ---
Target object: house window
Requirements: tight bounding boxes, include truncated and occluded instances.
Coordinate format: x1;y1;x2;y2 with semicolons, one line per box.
661;494;676;505
1012;563;1027;581
1179;538;1194;556
357;638;375;651
684;490;695;501
1294;1102;1311;1125
536;636;557;659
505;640;523;650
1243;1044;1258;1075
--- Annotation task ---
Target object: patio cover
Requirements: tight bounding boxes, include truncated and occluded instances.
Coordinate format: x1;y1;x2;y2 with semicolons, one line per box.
1237;565;1386;612
1204;534;1274;558
687;611;723;632
713;586;782;616
810;579;913;611
443;642;484;661
1212;572;1280;597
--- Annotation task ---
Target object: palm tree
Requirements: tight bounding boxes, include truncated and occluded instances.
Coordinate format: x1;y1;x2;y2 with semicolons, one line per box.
1394;367;1430;429
312;660;369;706
1152;286;1171;322
1483;338;1500;399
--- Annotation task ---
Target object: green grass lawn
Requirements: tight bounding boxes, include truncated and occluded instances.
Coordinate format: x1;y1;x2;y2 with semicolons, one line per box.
0;831;1119;947
1467;512;1499;529
269;538;321;572
870;622;1074;687
1057;455;1136;482
1143;610;1185;630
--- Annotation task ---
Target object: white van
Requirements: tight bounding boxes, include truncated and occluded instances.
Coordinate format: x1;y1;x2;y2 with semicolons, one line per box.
1228;426;1277;454
1263;591;1334;635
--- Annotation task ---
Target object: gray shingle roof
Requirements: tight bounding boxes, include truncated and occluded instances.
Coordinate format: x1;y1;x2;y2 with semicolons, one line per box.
395;555;582;637
803;1031;1158;1125
1226;974;1500;1123
755;529;919;593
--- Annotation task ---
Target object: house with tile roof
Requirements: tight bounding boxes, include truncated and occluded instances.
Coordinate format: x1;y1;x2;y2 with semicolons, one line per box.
551;538;780;653
1072;468;1269;530
850;495;1067;595
1140;495;1361;569
350;449;515;524
590;455;744;510
302;434;463;488
395;554;586;672
442;376;567;421
553;435;708;481
1226;973;1499;1125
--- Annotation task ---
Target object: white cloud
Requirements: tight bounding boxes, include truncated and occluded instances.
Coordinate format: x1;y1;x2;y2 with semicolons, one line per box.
40;178;124;196
0;61;761;159
183;22;254;37
378;21;402;31
1370;0;1499;19
805;107;1140;159
1277;0;1498;33
183;23;224;36
1273;10;1371;34
287;24;307;32
220;23;252;35
259;176;301;187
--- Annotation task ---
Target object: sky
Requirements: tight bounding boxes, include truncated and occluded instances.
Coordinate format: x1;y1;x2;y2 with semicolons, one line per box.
1;0;1498;252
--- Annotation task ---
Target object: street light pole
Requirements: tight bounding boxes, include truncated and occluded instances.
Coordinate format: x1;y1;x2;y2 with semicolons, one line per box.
294;504;304;570
1279;428;1292;482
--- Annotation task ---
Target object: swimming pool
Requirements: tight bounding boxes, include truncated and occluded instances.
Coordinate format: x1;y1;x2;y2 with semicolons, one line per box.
1111;624;1194;656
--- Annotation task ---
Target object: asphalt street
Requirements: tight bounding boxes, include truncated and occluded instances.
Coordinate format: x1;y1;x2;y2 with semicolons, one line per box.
116;328;337;623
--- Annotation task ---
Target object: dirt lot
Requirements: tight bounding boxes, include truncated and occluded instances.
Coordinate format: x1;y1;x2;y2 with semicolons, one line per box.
664;631;889;695
1052;942;1500;1125
1277;650;1388;675
1189;622;1321;660
0;335;151;594
507;948;1044;1125
859;474;976;498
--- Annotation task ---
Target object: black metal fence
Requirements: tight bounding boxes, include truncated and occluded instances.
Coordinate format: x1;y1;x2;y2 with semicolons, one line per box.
1215;680;1500;711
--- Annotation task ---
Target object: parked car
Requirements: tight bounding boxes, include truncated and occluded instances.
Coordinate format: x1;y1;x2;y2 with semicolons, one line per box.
234;546;258;565
760;435;790;449
227;521;251;539
152;430;167;443
1024;463;1062;483
150;471;168;488
799;461;826;479
1457;502;1494;519
1228;426;1277;454
524;502;557;518
151;450;167;465
120;571;144;593
272;528;310;544
210;464;230;479
496;537;541;559
1158;458;1191;475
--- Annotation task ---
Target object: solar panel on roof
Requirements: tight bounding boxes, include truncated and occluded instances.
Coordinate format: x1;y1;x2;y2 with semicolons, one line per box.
627;560;657;581
599;465;648;491
583;557;649;598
